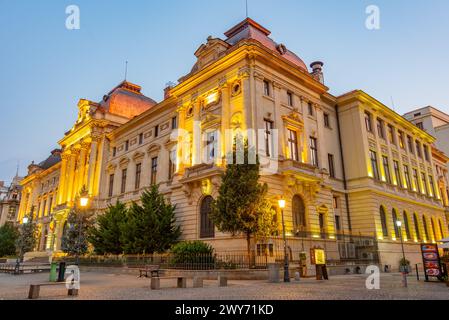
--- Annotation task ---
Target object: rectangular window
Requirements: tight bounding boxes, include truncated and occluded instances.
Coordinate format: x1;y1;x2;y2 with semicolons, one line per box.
287;91;293;106
135;163;142;190
206;131;217;163
365;112;373;133
403;166;410;188
172;116;178;129
42;200;46;218
413;169;420;193
47;197;52;216
125;140;129;152
423;145;430;162
421;172;428;195
154;125;159;138
310;137;318;167
263;80;270;96
138;133;144;145
393;160;402;187
121;169;127;194
112;147;117;157
429;175;435;197
335;215;341;232
387;125;396;145
376;118;385;139
416;140;422;158
287;129;299;162
308;103;314;116
382;156;392;184
151;157;158;185
324;113;331;128
333;196;339;209
264;120;274;157
328;154;335;178
398;131;405;149
168;150;177;180
416;122;424;130
370;150;380;181
108;174;114;197
407;136;414;154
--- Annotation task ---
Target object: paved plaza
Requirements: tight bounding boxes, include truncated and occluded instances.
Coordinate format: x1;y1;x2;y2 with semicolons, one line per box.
0;270;448;300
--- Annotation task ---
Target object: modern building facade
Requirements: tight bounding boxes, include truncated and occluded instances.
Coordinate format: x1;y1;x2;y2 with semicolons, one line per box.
18;18;449;271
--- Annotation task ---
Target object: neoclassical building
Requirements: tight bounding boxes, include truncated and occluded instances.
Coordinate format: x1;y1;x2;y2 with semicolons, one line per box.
19;18;448;271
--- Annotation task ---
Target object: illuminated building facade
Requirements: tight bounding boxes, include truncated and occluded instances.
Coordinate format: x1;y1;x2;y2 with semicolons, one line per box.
0;176;22;227
19;18;448;270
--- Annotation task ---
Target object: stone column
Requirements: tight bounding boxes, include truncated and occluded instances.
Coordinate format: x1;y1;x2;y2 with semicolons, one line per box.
87;138;99;195
58;154;69;205
192;99;202;166
78;143;89;191
177;106;187;173
66;150;78;204
219;80;229;166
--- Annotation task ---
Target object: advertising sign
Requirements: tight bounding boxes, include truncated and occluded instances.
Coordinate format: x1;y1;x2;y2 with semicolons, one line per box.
310;248;326;265
421;244;442;281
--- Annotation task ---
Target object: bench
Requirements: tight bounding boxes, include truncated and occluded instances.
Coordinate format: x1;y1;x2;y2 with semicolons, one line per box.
28;282;79;299
138;265;160;278
150;275;228;290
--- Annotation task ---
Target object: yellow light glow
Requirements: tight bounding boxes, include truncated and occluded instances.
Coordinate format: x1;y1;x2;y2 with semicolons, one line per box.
312;235;320;239
278;199;286;209
79;197;89;208
206;92;218;105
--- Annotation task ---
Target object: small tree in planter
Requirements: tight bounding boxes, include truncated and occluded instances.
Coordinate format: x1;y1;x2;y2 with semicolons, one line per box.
399;257;411;273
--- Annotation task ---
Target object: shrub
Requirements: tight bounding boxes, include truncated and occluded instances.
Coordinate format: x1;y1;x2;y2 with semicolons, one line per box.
0;223;19;258
170;241;215;269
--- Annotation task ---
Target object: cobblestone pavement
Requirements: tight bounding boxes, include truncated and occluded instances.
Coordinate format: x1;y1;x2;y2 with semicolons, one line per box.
0;270;448;300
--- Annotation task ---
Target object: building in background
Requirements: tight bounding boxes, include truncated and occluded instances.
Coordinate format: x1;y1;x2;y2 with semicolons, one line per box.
404;106;449;235
0;175;23;227
18;18;449;272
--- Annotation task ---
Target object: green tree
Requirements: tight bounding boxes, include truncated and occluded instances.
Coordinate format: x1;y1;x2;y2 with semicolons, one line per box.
120;185;181;254
61;206;94;256
0;223;19;257
210;136;277;264
15;207;38;261
89;201;128;254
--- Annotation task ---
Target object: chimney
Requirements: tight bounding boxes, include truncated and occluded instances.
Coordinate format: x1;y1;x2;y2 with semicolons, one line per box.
164;82;176;99
310;61;324;84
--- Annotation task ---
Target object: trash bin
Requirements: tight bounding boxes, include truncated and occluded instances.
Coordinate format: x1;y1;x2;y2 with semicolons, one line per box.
268;263;280;283
57;262;66;282
49;262;58;282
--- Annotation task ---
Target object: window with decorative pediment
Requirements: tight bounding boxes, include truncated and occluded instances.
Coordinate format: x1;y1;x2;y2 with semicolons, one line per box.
200;196;215;239
282;112;303;162
292;195;306;235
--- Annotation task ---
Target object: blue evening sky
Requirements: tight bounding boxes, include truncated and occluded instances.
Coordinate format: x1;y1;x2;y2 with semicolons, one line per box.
1;0;449;182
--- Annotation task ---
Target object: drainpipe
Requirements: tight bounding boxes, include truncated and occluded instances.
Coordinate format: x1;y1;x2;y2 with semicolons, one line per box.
335;104;352;232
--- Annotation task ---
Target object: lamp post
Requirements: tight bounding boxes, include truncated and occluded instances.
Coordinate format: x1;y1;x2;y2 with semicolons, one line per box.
76;191;89;266
278;198;290;283
396;220;408;288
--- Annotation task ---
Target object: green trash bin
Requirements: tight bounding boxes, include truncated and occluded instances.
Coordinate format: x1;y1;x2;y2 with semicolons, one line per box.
49;262;58;282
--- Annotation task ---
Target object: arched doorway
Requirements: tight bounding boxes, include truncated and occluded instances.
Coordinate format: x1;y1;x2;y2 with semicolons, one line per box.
200;196;215;239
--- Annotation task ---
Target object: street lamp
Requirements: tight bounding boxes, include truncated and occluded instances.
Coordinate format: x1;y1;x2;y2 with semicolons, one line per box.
278;198;290;283
22;217;29;224
396;220;408;288
75;189;89;266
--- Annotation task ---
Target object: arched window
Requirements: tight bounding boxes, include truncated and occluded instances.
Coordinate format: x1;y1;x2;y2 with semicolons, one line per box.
392;209;399;239
431;218;437;241
200;196;215;239
403;211;411;240
422;216;430;241
413;213;421;241
380;206;388;237
292;195;306;233
439;219;445;239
